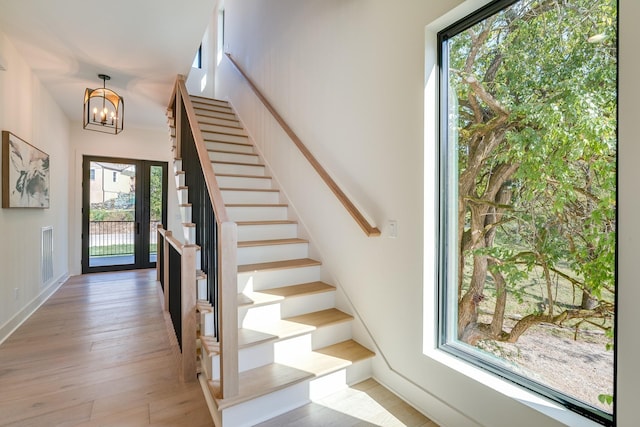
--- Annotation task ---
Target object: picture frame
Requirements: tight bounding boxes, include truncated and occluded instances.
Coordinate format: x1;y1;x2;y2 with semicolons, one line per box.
2;131;50;208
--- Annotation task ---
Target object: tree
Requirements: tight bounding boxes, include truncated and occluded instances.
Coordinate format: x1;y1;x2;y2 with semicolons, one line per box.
448;0;616;347
149;166;163;221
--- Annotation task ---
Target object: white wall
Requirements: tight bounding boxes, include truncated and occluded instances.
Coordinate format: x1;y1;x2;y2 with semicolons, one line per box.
69;126;177;275
0;32;71;343
215;0;636;426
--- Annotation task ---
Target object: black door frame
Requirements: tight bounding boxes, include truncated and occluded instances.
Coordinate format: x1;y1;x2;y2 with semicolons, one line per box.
82;155;168;273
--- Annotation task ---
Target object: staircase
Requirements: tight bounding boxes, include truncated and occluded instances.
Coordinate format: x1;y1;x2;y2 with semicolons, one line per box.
169;94;375;426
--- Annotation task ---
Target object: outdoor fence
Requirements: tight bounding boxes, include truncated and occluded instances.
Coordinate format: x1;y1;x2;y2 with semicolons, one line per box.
89;220;161;256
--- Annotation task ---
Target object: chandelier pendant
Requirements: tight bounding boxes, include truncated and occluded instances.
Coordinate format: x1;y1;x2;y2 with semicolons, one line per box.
83;74;124;134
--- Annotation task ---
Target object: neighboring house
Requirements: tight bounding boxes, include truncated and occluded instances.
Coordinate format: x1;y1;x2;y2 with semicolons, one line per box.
89;162;135;205
0;1;638;427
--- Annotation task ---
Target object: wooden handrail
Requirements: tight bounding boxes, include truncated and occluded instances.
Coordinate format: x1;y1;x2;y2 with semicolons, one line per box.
168;75;240;398
224;53;381;237
174;76;229;224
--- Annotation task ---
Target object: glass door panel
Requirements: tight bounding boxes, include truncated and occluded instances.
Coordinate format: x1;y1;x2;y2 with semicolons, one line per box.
82;156;167;273
88;161;136;268
148;165;163;264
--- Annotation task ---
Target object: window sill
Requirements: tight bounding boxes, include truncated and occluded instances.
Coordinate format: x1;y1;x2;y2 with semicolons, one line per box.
424;347;605;427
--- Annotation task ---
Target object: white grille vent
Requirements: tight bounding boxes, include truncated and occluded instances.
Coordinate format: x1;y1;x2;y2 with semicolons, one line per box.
41;226;53;286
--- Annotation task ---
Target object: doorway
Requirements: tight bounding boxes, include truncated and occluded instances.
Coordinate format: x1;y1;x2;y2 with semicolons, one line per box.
82;156;167;273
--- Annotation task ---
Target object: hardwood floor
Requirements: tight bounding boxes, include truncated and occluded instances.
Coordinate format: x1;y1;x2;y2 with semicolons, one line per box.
0;270;438;427
0;269;213;427
256;378;438;427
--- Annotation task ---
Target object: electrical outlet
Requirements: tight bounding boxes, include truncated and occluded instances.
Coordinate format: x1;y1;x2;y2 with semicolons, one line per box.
388;220;398;238
14;288;19;301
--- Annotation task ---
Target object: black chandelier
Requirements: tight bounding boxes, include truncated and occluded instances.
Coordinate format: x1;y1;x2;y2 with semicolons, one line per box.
83;74;124;134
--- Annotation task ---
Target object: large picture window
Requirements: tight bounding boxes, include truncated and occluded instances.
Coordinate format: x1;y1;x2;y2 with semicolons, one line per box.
437;0;617;425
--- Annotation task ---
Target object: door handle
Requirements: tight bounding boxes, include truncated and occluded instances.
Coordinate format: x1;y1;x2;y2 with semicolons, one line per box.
136;222;140;235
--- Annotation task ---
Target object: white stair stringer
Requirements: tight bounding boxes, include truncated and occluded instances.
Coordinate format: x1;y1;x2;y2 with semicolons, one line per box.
178;95;375;427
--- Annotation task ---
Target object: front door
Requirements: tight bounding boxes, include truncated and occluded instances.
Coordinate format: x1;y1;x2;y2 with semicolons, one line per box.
82;156;167;273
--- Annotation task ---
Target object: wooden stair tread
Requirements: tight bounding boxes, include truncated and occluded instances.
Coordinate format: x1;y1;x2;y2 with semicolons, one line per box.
195;112;240;121
190;95;229;105
193;105;235;114
238;291;283;307
211;159;263;167
203;138;251;147
201;328;278;351
220;187;279;193
208;149;257;157
209;363;314;410
238;328;278;347
238;238;307;248
236;220;297;226
216;173;272;179
279;340;375;377
192;103;234;112
258;281;335;299
238;258;321;273
315;339;375;362
196;119;244;130
284;308;353;328
241;319;315;342
226;203;287;207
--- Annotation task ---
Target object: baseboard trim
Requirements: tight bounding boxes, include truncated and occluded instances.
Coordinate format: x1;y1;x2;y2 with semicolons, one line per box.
0;272;69;346
371;358;480;427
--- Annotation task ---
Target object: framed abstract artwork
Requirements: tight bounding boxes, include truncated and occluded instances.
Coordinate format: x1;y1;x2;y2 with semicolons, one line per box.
2;131;50;208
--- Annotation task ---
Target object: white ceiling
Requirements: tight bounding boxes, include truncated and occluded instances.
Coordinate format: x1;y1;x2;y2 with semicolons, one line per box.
0;0;215;130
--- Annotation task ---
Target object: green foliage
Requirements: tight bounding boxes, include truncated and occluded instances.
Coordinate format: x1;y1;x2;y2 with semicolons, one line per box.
149;166;163;221
598;394;613;406
449;0;616;410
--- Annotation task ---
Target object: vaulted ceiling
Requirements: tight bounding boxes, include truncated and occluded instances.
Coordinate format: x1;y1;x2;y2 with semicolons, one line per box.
0;0;215;130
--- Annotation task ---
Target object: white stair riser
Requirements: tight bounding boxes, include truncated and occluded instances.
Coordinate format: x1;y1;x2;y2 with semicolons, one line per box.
216;175;272;190
237;265;321;292
193;105;234;117
239;303;282;328
201;130;248;145
180;205;192;223
341;357;373;388
173;159;182;173
221;190;279;205
237;223;297;241
177;188;188;204
197;277;208;300
205;141;254;154
227;206;287;222
237;242;308;265
199;122;247;136
274;334;312;358
183;225;196;244
279;291;336;319
201;311;215;336
193;107;237;121
191;98;231;109
308;369;348;401
309;321;353;350
200;346;215;380
212;162;265;176
175;172;185;187
220;381;310;427
209;341;274;381
209;151;260;164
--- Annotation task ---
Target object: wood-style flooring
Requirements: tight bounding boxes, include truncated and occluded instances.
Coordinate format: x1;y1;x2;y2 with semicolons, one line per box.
0;269;213;426
0;269;439;427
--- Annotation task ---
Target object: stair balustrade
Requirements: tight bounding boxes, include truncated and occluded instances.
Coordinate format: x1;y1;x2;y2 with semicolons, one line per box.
156;225;198;381
161;76;239;396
